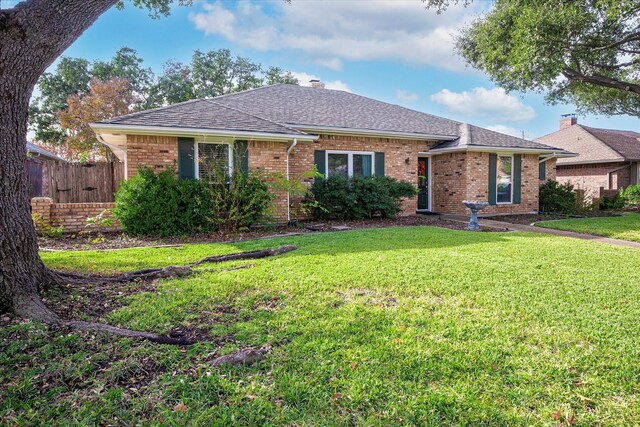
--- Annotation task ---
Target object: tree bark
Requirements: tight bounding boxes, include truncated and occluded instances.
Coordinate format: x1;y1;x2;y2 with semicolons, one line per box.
0;0;117;315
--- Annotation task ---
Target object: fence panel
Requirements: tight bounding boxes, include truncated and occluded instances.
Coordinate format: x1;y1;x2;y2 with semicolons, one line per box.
25;158;44;199
48;162;124;203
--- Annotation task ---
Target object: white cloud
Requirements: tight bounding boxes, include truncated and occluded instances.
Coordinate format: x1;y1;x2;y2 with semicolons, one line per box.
290;71;352;92
430;87;536;122
188;0;487;71
486;124;521;138
396;89;420;102
314;58;343;71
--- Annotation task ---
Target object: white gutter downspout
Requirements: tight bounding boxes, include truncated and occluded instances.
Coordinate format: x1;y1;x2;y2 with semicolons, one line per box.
286;139;298;224
607;162;632;190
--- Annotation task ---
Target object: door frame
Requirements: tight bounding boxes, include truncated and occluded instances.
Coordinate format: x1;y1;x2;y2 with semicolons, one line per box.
416;156;432;212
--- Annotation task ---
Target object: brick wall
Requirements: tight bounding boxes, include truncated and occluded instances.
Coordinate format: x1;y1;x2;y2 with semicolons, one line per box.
126;135;178;178
248;140;290;221
431;152;539;215
557;162;631;197
31;198;119;233
545;158;557;182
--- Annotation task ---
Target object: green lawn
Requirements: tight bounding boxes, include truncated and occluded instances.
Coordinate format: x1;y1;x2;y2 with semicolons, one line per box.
536;212;640;242
3;227;640;425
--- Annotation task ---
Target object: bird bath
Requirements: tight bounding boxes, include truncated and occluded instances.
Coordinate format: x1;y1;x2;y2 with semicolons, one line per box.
463;200;490;231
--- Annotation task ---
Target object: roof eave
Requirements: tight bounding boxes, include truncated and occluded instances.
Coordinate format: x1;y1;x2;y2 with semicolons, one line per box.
424;145;577;157
288;124;457;141
90;123;318;142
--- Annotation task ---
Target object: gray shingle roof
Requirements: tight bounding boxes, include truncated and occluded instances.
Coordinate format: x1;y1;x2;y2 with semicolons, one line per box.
97;84;567;152
97;98;308;136
212;84;461;137
431;124;563;152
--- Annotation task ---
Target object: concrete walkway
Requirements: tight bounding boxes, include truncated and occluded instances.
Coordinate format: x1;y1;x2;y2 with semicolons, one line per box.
442;215;640;250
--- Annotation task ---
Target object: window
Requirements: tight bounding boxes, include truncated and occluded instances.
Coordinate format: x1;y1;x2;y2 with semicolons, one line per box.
327;151;374;178
496;155;513;204
196;143;231;181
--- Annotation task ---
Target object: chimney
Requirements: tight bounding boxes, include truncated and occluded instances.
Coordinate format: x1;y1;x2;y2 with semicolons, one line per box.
560;113;577;129
309;79;325;89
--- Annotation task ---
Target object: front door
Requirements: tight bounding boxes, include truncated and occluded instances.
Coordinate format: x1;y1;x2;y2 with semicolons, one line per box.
417;158;429;210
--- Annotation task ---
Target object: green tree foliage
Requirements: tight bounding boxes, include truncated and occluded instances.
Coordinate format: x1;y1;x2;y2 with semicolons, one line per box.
425;0;640;117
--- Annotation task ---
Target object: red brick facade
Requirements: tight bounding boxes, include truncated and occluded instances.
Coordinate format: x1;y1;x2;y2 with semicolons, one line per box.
431;152;540;215
126;135;178;178
118;132;547;220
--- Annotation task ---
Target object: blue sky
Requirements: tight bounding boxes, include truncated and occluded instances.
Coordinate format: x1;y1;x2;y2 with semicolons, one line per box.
44;0;638;138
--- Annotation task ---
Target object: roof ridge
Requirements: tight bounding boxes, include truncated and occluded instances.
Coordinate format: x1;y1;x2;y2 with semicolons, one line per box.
578;125;628;159
208;83;289;102
580;124;640;136
204;99;308;136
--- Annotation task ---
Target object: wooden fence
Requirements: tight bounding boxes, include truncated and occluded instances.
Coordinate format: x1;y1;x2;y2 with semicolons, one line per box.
48;162;124;203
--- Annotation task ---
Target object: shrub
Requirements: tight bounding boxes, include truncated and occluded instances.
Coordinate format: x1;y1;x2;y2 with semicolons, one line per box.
311;175;416;220
620;184;640;209
114;167;216;236
599;192;625;210
32;213;64;238
114;167;274;236
209;171;274;231
539;180;577;214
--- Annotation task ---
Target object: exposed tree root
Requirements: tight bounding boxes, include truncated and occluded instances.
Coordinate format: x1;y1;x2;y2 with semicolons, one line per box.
49;245;298;285
14;245;298;346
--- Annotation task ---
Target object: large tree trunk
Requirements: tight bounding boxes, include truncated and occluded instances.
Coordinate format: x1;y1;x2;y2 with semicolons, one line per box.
0;0;117;315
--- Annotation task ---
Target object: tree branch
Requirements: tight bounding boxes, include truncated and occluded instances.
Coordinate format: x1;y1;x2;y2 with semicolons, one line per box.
562;67;640;95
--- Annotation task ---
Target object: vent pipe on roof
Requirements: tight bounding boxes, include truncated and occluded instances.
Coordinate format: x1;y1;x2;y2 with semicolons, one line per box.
309;79;325;89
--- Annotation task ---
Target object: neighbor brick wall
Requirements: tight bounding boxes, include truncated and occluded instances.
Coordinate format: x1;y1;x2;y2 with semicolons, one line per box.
557;162;631;197
31;198;118;233
126;135;178;178
289;134;435;216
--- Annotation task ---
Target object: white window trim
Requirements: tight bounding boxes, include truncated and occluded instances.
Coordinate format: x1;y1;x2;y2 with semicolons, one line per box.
325;150;375;178
496;154;514;205
194;141;233;180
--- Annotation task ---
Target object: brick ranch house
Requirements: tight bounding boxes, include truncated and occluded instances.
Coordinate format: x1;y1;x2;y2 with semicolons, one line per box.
536;116;640;199
90;83;572;222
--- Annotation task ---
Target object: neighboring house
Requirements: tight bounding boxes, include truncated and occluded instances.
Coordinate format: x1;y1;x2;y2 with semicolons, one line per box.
535;116;640;198
91;83;571;220
26;142;66;198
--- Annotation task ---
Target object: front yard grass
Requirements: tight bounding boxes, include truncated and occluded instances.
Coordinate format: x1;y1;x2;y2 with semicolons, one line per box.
536;212;640;242
3;226;640;425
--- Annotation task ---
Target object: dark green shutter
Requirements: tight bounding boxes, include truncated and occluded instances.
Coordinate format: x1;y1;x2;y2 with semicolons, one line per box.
314;150;326;178
178;137;195;179
513;154;522;204
539;160;546;181
375;152;385;177
488;153;497;205
234;140;249;176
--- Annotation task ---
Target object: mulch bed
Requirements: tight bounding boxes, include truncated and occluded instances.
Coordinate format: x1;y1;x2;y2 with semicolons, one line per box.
38;214;494;251
485;211;624;225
